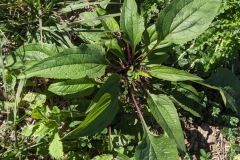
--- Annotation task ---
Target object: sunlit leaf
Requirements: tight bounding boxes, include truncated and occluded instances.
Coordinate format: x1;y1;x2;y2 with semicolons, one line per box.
135;132;178;160
33;123;52;138
87;74;121;112
6;43;62;69
96;8;120;31
120;0;144;53
63;93;118;139
63;74;120;139
156;0;221;44
48;78;96;97
21;125;37;137
49;133;63;159
18;44;109;79
147;93;186;153
92;154;113;160
148;65;203;82
79;11;101;27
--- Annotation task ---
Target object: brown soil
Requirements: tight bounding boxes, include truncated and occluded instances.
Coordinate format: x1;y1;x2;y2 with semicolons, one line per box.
183;121;232;160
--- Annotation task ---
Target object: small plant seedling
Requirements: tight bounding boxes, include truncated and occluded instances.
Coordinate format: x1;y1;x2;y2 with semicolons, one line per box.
200;149;211;160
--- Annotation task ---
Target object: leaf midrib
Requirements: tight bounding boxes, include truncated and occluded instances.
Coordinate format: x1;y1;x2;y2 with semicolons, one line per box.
166;0;208;37
149;96;181;147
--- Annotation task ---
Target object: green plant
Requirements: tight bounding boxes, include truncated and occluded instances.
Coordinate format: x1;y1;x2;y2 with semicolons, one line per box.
5;0;238;159
173;0;240;77
0;0;96;48
200;149;211;160
222;116;240;159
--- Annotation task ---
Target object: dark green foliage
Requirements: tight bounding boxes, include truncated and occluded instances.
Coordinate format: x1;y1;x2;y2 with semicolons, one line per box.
1;0;240;159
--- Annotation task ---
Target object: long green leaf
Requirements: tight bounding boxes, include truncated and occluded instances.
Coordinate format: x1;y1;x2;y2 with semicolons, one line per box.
14;78;26;148
87;74;121;113
63;93;118;139
120;0;144;53
156;0;221;44
17;44;109;79
48;78;96;97
135;131;178;160
148;65;203;82
147;94;186;153
6;43;62;69
63;74;120;139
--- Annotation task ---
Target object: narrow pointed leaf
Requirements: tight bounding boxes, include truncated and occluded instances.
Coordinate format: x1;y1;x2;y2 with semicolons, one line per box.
135;130;178;160
148;65;203;82
156;0;221;44
120;0;144;53
17;44;109;79
147;93;186;153
63;93;118;139
48;78;96;97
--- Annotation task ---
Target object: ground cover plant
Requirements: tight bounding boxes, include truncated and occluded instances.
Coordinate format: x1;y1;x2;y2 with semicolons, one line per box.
1;0;240;159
